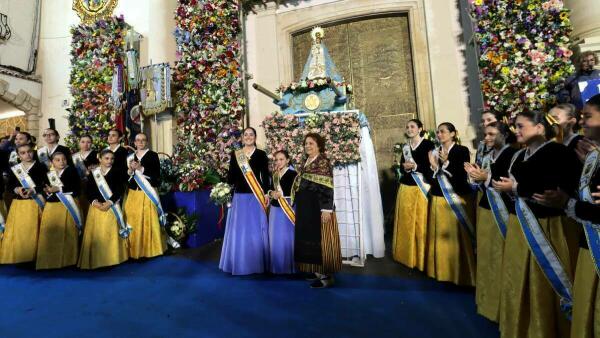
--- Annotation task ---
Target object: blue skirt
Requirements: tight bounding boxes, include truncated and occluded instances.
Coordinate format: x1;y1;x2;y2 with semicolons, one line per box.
268;205;295;274
219;193;269;275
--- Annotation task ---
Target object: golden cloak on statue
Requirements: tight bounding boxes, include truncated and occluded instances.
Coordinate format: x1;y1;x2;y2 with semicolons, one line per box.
72;0;119;24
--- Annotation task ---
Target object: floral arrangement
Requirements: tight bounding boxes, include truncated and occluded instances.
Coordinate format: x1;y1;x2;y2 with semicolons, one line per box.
158;156;178;195
277;77;352;96
66;16;127;150
210;182;233;206
470;0;574;118
172;0;244;191
166;208;198;246
261;111;361;167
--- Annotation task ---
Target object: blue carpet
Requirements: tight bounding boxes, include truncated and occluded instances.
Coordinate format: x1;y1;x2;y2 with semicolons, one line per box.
0;256;499;338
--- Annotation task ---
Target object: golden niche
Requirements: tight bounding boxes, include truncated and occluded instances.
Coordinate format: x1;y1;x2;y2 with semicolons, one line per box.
72;0;119;24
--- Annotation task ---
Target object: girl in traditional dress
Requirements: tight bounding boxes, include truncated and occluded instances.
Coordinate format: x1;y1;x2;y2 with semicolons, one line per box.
294;133;342;288
465;122;516;322
267;150;298;274
425;122;476;286
219;127;271;275
392;119;434;271
475;112;499;166
534;94;600;338
125;133;166;259
78;149;129;269
493;111;580;338
106;129;130;179
0;143;47;264
72;134;99;218
38;128;73;169
36;152;82;269
549;103;584;269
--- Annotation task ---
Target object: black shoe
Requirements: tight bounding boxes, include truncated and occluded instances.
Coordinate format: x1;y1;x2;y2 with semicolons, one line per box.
310;276;334;288
304;273;319;282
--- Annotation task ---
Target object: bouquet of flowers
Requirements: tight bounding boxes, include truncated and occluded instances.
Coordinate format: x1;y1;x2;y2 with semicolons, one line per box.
166;208;198;248
392;142;403;182
210;182;233;206
158;156;178;195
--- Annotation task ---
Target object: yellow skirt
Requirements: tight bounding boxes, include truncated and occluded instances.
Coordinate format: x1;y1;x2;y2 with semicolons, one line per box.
392;184;429;270
36;201;80;270
563;216;582;275
476;206;505;322
426;195;476;286
499;215;571;338
78;205;128;269
0;199;41;264
124;189;166;259
571;249;600;338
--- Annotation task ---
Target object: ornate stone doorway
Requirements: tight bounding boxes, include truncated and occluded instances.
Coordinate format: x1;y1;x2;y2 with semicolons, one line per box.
291;14;418;228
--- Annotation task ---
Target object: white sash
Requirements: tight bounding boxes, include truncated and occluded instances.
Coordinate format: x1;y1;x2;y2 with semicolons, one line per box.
11;163;45;209
47;170;83;232
579;150;600;278
127;153;166;227
37;146;51;168
73;152;89;178
402;143;430;199
92;167;131;238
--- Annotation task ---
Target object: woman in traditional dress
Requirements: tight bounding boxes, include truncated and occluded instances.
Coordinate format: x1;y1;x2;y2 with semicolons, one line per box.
72;134;99;218
38;128;73;169
294;133;342;288
36;152;82;269
267;150;298;274
106;129;130;179
534;94;600;338
493;111;580;338
0;143;47;264
425;122;476;286
465;122;516;322
219;127;270;275
125;133;166;259
78;149;129;269
392;119;434;270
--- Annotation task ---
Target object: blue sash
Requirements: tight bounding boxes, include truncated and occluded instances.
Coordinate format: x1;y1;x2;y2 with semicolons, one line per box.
515;198;573;317
486;188;508;238
128;154;167;227
92;168;131;238
437;174;475;243
11;163;45;209
47;171;83;232
402;143;430;199
579;150;600;278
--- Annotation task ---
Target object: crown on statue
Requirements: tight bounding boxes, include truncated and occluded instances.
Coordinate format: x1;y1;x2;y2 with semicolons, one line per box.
310;26;325;42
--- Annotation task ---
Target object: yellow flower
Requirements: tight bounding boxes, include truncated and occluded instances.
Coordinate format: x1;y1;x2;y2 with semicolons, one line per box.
474;0;483;5
501;67;510;76
560;11;568;21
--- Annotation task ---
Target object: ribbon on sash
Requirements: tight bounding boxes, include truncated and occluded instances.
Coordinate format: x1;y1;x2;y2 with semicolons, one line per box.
515;197;573;317
235;149;268;213
579;149;600;278
437;174;476;244
402;144;430;199
273;171;295;225
37;147;51;168
11;163;45;209
128;154;167;227
47;170;83;232
92;167;131;238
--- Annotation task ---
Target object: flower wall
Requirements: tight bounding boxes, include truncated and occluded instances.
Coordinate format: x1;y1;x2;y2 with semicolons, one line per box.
172;0;244;191
470;0;574;118
67;16;127;150
261;112;361;168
